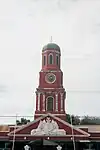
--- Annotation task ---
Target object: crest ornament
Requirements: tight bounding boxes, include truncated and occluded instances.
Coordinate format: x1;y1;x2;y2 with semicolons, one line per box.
31;117;66;136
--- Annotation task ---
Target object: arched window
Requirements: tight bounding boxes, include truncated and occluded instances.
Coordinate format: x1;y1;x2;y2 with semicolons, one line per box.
43;55;46;66
48;53;53;64
56;55;59;65
47;96;53;111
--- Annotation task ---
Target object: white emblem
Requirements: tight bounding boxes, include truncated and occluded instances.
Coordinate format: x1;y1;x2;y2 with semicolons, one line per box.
31;117;66;136
57;145;62;150
24;145;30;150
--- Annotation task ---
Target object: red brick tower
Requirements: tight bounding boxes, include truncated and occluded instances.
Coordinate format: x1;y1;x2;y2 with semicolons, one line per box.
34;43;66;120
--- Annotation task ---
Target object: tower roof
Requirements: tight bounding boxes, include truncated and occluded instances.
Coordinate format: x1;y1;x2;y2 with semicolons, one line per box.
42;43;60;52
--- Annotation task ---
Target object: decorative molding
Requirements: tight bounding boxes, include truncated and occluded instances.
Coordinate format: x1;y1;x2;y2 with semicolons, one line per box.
31;117;66;136
9;134;89;138
42;88;55;89
36;90;46;94
55;93;58;111
42;94;45;111
47;91;53;94
35;91;38;95
40;70;61;72
42;50;60;54
35;114;66;116
60;93;63;111
37;93;40;111
41;87;65;89
9;134;89;137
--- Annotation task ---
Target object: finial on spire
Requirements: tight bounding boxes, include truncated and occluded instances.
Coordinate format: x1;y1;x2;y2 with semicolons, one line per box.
50;36;53;43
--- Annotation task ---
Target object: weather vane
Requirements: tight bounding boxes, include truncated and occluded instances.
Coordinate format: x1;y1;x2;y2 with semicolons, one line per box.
50;36;53;43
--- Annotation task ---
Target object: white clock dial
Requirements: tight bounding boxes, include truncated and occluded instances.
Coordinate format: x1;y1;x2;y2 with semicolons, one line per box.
45;73;56;84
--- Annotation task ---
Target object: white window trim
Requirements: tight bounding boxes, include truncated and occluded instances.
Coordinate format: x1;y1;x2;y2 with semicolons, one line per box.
42;94;45;111
60;93;63;111
48;53;54;64
56;54;59;65
43;55;46;66
55;93;58;111
46;96;54;111
37;93;41;111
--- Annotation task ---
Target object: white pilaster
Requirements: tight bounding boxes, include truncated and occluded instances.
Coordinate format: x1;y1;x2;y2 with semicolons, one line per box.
37;93;40;111
60;93;63;111
55;93;58;111
42;94;45;111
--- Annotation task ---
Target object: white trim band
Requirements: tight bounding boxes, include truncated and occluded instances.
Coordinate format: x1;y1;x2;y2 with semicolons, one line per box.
60;93;63;111
42;94;45;111
37;93;40;111
35;114;66;116
55;93;58;111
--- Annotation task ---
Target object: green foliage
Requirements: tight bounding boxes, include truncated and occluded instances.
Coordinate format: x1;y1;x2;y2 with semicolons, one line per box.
16;118;30;125
66;114;100;125
80;116;100;125
66;114;80;125
71;115;80;125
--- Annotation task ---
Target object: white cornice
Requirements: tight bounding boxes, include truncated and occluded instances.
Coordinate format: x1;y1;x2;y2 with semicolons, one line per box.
40;70;61;72
35;114;66;116
9;134;89;137
42;50;61;54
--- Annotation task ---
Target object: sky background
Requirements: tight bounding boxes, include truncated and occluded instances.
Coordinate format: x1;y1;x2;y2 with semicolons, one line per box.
0;0;100;124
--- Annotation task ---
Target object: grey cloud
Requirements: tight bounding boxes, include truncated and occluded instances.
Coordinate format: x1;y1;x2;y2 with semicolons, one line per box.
63;54;92;60
0;85;7;93
0;0;100;123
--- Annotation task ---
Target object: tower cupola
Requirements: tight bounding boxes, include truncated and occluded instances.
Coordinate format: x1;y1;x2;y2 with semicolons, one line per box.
42;43;61;52
42;43;61;70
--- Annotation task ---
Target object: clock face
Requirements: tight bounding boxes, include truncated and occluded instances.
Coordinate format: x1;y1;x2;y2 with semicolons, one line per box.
45;73;56;84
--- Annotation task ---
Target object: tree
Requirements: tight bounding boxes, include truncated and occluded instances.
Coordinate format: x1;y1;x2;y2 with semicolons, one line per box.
66;114;71;124
80;116;100;125
66;114;100;125
71;115;80;125
16;118;30;125
66;114;80;125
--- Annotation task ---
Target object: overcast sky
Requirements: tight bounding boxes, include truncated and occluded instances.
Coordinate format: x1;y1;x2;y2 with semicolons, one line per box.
0;0;100;124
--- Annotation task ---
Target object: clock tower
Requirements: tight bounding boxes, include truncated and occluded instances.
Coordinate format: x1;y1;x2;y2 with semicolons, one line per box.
34;43;66;120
